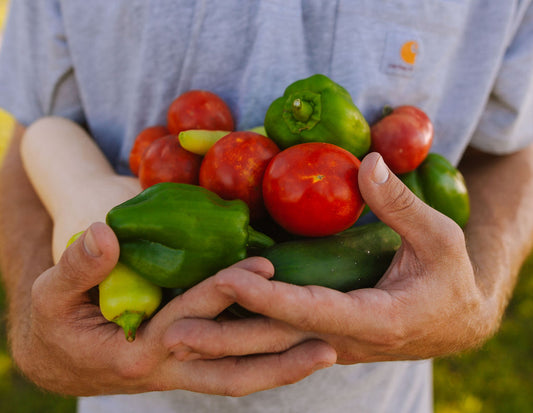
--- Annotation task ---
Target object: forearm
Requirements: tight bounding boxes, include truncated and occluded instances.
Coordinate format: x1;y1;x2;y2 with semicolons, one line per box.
460;144;533;330
0;123;54;358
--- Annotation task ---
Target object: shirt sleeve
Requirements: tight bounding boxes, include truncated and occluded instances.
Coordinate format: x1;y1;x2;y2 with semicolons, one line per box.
470;3;533;155
0;0;84;126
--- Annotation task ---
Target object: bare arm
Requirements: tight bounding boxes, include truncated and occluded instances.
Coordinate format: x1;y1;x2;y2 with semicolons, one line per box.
0;123;53;362
460;145;533;329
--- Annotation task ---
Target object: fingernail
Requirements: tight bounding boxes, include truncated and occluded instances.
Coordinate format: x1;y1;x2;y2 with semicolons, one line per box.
372;156;389;184
83;227;102;257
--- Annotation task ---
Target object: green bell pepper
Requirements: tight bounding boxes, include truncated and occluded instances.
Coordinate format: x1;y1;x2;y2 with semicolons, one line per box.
264;74;371;158
106;182;275;289
400;153;470;228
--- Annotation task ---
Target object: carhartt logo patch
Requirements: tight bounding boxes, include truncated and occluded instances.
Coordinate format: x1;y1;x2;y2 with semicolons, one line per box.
381;31;421;77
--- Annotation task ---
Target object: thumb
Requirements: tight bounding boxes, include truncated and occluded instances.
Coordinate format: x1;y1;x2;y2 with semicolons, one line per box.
48;222;120;296
358;152;450;248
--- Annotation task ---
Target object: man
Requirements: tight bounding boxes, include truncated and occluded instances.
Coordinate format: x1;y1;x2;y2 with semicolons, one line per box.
1;1;533;412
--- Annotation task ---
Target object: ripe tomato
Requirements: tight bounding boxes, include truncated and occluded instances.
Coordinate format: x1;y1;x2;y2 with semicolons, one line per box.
129;125;170;176
167;90;235;135
138;134;202;189
199;131;280;220
370;105;433;174
262;142;365;237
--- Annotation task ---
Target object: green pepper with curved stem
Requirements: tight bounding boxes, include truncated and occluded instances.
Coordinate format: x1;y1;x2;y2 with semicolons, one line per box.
264;74;371;159
67;232;162;342
400;153;470;228
106;182;275;289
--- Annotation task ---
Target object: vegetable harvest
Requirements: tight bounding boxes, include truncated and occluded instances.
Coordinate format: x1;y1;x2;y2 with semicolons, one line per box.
21;75;473;343
106;182;275;289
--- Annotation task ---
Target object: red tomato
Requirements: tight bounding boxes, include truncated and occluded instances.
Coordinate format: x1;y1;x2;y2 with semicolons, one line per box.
262;142;365;237
138;134;202;189
199;131;280;220
129;125;170;176
370;105;433;174
167;90;235;135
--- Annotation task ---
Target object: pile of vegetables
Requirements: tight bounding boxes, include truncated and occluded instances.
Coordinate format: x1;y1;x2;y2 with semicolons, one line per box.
101;74;470;341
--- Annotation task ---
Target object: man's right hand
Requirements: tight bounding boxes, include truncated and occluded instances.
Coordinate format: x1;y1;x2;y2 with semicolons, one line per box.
14;221;336;397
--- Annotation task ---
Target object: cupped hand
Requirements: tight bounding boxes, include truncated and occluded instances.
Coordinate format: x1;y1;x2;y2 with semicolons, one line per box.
16;222;335;396
166;152;496;364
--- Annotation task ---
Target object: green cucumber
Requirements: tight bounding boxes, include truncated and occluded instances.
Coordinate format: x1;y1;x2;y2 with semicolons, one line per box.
261;222;401;291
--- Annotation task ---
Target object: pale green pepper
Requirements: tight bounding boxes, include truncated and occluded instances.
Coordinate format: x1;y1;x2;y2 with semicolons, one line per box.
67;232;162;342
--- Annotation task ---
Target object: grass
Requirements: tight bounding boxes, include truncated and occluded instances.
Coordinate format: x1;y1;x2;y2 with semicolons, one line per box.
1;0;532;410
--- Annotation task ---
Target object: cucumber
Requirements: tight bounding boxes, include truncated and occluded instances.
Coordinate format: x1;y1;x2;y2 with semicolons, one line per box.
261;222;401;291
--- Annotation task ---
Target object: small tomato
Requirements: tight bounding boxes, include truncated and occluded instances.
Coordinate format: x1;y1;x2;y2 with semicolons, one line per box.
138;135;202;189
199;131;280;220
167;90;234;135
129;125;170;176
370;105;433;174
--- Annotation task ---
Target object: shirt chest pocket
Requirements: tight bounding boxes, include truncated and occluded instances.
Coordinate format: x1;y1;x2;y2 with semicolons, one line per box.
328;0;471;120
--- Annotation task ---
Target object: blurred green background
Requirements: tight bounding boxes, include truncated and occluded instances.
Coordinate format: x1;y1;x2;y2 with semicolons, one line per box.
0;0;532;411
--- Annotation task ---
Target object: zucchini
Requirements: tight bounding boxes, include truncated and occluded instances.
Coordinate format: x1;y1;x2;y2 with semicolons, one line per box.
261;222;401;291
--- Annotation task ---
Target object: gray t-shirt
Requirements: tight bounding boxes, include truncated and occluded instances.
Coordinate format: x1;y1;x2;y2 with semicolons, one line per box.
1;1;533;412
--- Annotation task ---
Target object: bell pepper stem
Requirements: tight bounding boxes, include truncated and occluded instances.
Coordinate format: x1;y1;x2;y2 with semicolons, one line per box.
292;98;314;122
114;311;145;342
247;226;275;249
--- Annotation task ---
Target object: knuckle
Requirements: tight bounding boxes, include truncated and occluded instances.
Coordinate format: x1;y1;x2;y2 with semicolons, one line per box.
217;365;250;397
283;285;322;331
293;313;317;331
57;249;85;285
112;345;158;383
212;266;241;286
384;183;420;217
376;328;408;352
373;310;410;351
432;217;466;252
447;222;466;247
211;324;232;358
115;358;153;382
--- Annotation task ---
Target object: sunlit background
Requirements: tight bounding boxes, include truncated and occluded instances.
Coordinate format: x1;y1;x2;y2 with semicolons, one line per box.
0;0;13;160
0;1;532;411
